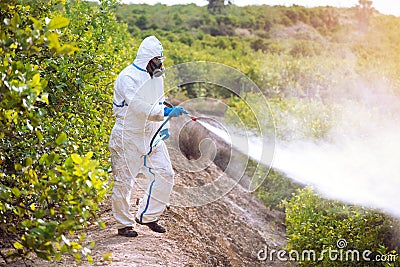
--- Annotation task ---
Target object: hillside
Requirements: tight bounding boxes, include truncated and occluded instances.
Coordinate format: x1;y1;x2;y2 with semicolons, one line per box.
2;0;400;266
116;3;353;39
115;2;400;100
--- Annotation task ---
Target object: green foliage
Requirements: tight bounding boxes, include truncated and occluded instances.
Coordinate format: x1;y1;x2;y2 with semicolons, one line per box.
225;93;271;131
290;40;322;57
268;97;338;140
115;1;400;101
283;187;399;266
256;168;301;210
117;2;400;104
0;0;130;263
117;4;342;39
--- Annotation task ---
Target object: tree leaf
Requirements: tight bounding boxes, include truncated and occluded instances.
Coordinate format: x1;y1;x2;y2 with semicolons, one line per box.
11;188;21;197
96;221;106;229
71;154;82;164
86;151;93;159
47;17;69;30
13;241;24;249
36;130;43;142
56;132;67;145
87;255;93;265
47;32;60;51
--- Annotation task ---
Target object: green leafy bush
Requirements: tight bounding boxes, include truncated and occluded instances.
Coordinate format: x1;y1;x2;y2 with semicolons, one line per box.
283;187;399;266
0;0;130;263
256;168;301;210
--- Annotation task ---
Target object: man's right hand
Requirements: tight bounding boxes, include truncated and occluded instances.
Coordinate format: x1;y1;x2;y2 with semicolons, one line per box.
164;106;188;117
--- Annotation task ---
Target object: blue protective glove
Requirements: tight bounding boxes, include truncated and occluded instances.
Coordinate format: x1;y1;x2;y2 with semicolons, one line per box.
164;106;188;117
160;129;170;140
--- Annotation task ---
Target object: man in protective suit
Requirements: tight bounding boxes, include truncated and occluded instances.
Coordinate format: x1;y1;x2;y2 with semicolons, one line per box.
109;36;187;237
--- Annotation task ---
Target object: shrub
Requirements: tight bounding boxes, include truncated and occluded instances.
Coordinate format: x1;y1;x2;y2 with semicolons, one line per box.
256;168;301;210
0;0;130;263
283;187;399;266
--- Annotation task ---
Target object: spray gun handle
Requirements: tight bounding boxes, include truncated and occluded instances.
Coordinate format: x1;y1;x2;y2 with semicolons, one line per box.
163;100;173;108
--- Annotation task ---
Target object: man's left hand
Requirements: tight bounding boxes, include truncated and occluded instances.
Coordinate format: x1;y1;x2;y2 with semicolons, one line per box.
160;129;170;140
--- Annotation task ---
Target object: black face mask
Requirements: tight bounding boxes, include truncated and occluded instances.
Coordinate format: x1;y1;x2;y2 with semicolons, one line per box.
146;57;165;78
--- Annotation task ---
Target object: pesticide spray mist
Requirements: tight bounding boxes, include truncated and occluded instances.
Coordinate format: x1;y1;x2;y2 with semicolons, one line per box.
199;89;400;218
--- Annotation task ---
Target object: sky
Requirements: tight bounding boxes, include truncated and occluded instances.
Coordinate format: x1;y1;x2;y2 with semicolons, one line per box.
120;0;400;17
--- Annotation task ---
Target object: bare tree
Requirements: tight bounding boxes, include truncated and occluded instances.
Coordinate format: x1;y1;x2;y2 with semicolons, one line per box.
357;0;373;33
207;0;232;14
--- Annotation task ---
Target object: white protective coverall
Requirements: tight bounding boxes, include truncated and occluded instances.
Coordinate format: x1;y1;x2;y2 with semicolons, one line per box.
109;36;174;228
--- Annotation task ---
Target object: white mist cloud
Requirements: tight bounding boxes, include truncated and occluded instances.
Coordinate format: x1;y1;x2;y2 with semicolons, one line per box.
273;128;400;217
271;95;400;217
202;83;400;217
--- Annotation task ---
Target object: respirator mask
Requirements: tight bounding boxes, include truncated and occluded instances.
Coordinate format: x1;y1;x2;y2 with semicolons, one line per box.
146;56;165;78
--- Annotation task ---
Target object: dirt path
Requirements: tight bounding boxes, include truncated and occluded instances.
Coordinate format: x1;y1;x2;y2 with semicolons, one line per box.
80;174;286;266
73;163;286;267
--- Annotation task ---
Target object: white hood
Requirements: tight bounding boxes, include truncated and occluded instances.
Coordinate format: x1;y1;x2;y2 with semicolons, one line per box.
133;36;164;69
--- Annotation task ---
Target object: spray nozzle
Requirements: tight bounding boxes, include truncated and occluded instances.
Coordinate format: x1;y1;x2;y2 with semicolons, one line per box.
187;114;197;121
